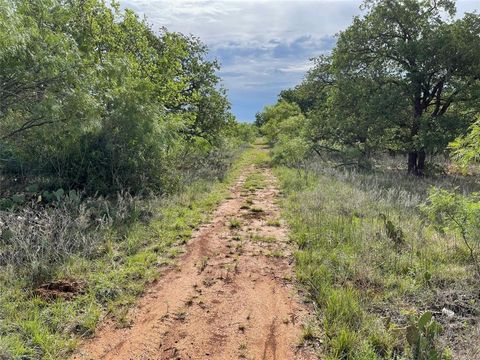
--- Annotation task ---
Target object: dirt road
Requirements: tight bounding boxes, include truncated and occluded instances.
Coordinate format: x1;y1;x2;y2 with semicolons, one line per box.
75;156;316;360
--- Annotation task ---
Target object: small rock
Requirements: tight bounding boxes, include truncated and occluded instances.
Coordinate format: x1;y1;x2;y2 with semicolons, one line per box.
442;307;455;318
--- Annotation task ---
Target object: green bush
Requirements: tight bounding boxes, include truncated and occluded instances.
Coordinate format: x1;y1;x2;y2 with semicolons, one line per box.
0;0;238;196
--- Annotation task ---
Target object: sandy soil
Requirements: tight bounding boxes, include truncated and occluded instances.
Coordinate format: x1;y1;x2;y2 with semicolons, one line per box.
74;160;317;360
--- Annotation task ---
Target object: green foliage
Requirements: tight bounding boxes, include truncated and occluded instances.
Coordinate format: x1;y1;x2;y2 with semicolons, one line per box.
258;101;302;144
256;101;313;168
406;312;444;360
331;0;479;173
0;0;238;195
271;136;310;167
422;188;480;277
379;214;405;247
450;117;480;169
265;0;480;174
0;146;259;359
275;160;477;359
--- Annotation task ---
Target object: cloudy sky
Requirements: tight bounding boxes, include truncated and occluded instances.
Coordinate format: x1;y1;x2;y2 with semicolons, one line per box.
119;0;479;121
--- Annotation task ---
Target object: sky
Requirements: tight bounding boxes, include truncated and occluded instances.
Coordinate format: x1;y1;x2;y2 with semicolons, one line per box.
119;0;480;122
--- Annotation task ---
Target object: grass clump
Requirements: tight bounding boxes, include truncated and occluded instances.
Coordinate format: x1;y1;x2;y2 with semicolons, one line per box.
250;234;276;243
229;218;242;229
244;172;267;192
266;218;281;227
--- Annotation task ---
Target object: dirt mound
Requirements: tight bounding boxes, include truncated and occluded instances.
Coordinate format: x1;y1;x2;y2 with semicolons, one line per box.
35;280;85;301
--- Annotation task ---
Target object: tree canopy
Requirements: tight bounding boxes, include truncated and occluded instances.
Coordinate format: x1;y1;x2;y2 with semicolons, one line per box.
0;0;241;194
260;0;480;174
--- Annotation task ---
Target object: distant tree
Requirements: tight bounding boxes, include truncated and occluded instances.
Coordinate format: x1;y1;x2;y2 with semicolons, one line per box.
279;56;334;114
257;101;302;145
332;0;480;174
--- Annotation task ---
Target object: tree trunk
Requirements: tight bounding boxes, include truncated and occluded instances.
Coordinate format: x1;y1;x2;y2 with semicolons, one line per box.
417;149;426;176
407;149;426;176
407;94;425;175
408;151;417;174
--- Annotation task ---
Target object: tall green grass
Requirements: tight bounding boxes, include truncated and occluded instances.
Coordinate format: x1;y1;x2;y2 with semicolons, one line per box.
275;164;478;359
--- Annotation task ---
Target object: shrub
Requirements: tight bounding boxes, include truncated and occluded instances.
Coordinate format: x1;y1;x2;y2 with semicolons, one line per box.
422;188;480;278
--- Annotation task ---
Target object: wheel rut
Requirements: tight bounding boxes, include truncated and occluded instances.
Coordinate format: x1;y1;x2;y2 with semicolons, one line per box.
74;158;316;360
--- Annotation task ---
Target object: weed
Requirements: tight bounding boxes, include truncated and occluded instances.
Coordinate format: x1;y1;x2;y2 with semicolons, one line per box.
229;218;241;229
266;218;281;227
197;256;209;273
244;172;266;191
267;250;284;258
379;213;405;247
238;342;248;358
0;147;261;358
406;311;444;360
114;307;132;329
250;234;276;243
174;311;187;321
202;277;216;287
301;320;319;343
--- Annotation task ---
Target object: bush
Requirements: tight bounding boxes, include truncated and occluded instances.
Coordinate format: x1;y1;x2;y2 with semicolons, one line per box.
0;0;237;196
422;188;480;278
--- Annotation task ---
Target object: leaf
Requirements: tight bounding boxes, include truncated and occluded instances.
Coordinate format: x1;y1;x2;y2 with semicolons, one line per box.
26;184;39;193
418;311;433;331
424;271;432;283
54;188;65;202
42;191;53;202
428;349;440;360
406;324;420;346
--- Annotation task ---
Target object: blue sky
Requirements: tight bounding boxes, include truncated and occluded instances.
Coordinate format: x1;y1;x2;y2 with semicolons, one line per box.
119;0;480;122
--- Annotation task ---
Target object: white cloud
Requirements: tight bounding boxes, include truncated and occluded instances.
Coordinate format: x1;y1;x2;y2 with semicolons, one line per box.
122;1;359;44
119;0;479;120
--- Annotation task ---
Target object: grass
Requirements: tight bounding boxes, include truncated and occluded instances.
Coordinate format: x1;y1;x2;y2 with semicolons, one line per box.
0;146;262;359
301;320;320;343
244;172;267;192
266;218;281;227
197;256;209;273
250;234;276;243
266;249;284;258
274;160;480;359
229;218;242;229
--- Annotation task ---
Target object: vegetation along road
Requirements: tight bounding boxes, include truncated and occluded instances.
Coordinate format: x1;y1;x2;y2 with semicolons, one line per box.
2;0;480;359
74;146;316;359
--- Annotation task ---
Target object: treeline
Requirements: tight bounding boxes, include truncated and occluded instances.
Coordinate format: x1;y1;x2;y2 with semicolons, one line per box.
258;0;480;175
0;0;253;197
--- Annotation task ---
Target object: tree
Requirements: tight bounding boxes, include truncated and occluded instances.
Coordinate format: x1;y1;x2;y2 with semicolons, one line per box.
257;101;303;145
0;0;236;195
0;0;86;139
279;56;334;114
332;0;480;175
